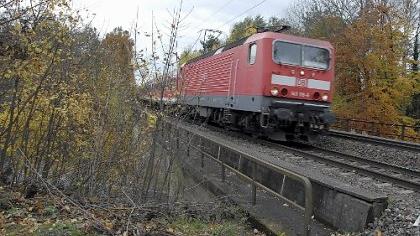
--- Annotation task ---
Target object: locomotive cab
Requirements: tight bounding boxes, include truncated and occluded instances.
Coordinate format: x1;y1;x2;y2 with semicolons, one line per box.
258;33;336;141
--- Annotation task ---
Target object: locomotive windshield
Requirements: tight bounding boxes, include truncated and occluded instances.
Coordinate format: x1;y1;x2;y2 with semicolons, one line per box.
273;41;330;70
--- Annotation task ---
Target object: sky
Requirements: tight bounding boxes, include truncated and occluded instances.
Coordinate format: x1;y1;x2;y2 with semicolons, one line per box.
71;0;294;52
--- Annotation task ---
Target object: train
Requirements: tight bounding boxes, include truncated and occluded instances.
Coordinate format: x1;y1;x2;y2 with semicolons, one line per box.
149;29;336;142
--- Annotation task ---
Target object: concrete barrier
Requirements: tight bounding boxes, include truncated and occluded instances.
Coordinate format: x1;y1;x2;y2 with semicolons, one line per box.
162;121;388;233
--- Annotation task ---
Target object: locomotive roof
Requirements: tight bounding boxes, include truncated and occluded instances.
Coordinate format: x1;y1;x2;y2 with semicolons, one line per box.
186;36;250;65
246;32;333;48
185;32;333;65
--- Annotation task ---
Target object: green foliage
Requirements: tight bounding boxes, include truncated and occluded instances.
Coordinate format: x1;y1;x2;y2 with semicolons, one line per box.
228;15;266;43
200;34;221;53
0;191;12;210
170;217;246;236
227;15;291;43
44;206;58;217
179;49;201;66
34;222;85;236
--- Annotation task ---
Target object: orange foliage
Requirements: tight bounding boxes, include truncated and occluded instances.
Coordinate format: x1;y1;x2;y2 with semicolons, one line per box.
331;3;417;124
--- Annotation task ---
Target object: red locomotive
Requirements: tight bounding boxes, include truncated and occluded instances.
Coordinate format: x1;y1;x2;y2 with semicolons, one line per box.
179;29;335;141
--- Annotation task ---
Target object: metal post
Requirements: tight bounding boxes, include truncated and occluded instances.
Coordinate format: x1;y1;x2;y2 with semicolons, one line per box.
400;125;406;141
218;146;225;182
187;137;190;157
200;138;204;168
370;122;375;135
303;179;313;236
378;123;382;136
176;129;179;149
279;175;286;196
251;162;257;205
346;119;350;132
221;163;225;182
238;154;242;171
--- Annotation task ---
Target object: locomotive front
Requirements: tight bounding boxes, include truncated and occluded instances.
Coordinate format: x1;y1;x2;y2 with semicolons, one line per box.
262;34;336;141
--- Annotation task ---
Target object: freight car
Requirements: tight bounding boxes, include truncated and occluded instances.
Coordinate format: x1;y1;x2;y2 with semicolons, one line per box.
179;29;336;142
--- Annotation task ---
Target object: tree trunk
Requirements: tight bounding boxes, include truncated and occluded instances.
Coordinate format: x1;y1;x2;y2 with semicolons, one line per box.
413;33;419;72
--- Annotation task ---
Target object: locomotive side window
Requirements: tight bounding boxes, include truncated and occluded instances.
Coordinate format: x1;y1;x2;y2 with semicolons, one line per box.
273;41;301;66
249;43;257;64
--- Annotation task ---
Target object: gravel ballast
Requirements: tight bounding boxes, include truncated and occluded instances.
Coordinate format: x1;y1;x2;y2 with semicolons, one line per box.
316;135;420;171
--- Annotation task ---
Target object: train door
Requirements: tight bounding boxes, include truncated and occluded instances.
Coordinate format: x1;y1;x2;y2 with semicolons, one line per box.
227;59;239;108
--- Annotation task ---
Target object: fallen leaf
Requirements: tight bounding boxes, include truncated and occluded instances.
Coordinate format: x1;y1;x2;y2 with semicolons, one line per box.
105;221;113;230
0;212;5;225
63;205;71;212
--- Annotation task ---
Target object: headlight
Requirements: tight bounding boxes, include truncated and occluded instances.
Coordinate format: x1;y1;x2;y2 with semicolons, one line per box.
281;88;288;96
271;87;279;96
322;94;329;101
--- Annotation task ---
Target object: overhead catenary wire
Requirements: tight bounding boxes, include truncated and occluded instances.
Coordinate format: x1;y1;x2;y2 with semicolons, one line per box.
217;0;268;29
189;30;202;51
185;0;235;51
188;0;236;31
186;0;267;53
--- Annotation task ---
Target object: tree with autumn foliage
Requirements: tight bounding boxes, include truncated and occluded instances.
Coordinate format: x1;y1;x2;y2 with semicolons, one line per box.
0;0;93;182
333;4;416;122
0;0;155;200
287;0;419;126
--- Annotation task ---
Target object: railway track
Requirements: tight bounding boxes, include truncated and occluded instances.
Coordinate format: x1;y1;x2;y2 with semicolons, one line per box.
328;130;420;152
185;120;420;191
260;140;420;191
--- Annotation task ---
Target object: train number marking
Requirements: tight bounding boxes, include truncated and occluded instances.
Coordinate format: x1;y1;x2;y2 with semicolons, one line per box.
291;91;310;98
299;92;310;98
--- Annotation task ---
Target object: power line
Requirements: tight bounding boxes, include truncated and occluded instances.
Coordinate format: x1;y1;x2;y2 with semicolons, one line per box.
189;0;236;31
218;0;267;29
187;0;236;40
199;0;236;26
185;0;267;51
186;0;235;50
189;30;202;51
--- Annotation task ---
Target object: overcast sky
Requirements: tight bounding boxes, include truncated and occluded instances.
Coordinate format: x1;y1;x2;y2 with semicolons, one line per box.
72;0;294;52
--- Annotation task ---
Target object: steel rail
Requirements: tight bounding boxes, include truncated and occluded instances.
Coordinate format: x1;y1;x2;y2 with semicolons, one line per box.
310;146;420;179
328;130;420;153
263;141;420;191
